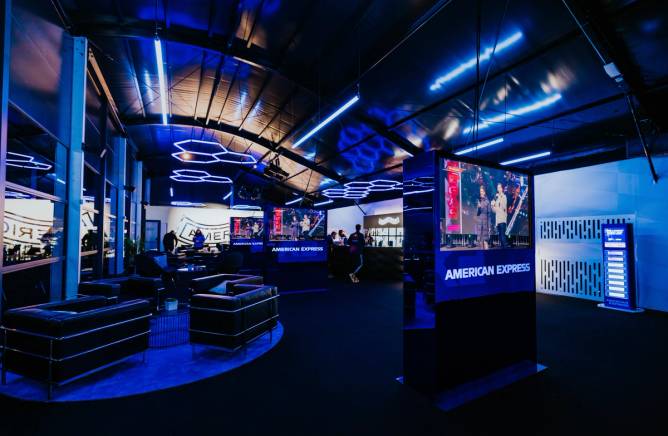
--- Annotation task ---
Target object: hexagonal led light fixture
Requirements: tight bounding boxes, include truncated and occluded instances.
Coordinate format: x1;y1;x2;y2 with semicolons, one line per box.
323;179;402;200
6;152;52;171
172;139;257;165
169;169;232;184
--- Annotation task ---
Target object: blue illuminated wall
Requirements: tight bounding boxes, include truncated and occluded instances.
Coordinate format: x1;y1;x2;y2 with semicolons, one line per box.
535;156;668;312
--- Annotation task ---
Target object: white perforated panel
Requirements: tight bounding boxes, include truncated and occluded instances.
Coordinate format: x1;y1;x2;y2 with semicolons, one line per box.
536;215;635;300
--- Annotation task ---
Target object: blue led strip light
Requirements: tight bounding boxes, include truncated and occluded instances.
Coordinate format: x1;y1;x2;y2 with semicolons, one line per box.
291;95;360;149
500;151;551;166
154;38;169;125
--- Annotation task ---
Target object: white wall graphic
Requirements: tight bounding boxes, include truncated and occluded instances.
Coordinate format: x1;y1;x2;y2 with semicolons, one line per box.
146;205;262;245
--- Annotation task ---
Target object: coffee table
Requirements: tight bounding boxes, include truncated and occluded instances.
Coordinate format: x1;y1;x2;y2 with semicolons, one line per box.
149;304;190;348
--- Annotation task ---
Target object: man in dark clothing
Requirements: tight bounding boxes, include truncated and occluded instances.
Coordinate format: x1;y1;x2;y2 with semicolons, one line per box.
163;230;178;253
348;224;365;283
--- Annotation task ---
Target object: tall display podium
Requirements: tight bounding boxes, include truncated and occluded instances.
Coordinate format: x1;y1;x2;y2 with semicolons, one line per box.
264;207;328;293
598;223;642;313
402;151;544;411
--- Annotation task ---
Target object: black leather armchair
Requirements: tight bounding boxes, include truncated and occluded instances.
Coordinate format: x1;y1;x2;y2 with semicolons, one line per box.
1;296;151;399
189;273;264;296
79;276;166;311
189;284;279;351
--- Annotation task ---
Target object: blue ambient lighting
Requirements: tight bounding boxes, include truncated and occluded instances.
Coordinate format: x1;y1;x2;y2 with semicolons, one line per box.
171;201;205;207
291;95;360;149
6;152;52;170
223;190;232;200
454;137;504;155
314;199;334;207
500;151;551;166
462;94;562;134
171;139;257;165
154;38;169;125
429;31;523;92
285;197;303;206
232;205;262;210
170;169;232;184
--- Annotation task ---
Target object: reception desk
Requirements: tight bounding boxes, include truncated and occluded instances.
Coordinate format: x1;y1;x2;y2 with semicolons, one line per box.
330;246;403;280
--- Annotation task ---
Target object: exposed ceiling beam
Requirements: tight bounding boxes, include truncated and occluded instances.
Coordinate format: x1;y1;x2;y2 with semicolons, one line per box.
121;39;145;118
72;20;313;92
123;114;346;183
354;113;421;156
204;55;226;124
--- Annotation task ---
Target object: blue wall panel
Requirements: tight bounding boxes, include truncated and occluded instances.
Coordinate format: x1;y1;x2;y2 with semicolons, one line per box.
535;156;668;312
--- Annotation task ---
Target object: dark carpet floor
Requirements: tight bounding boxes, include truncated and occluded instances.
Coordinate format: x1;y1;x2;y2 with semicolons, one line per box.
1;281;666;435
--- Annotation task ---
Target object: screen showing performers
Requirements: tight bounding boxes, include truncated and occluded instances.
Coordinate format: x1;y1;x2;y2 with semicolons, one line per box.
440;159;530;250
230;217;264;240
269;208;326;241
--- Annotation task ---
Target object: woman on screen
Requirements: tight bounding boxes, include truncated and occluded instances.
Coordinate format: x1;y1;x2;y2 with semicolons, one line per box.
290;214;300;240
476;185;491;250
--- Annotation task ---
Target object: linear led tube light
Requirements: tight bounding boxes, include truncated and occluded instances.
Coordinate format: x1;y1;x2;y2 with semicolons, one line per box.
462;94;562;134
314;199;333;207
404;188;435;196
232;205;261;210
154;37;169;125
500;151;551;166
430;31;523;91
171;201;205;207
223;190;232;200
285;197;303;206
169;187;174;197
291;94;360;149
454;137;504;155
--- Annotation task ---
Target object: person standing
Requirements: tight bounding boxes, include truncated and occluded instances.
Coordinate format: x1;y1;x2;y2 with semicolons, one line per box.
193;229;205;250
163;230;178;254
338;229;347;246
475;186;492;250
348;224;365;283
300;214;311;239
491;182;508;248
290;214;300;240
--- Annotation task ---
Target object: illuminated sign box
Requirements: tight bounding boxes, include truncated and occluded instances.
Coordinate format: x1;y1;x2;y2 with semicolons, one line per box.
600;223;638;311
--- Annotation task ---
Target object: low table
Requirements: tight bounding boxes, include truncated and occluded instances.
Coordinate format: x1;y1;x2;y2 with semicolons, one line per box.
149;304;190;348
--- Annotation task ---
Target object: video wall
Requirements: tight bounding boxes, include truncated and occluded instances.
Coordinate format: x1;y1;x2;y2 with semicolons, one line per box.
440;159;531;250
269;208;325;241
230;217;264;240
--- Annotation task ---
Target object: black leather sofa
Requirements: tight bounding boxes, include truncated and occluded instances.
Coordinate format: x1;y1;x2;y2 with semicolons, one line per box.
78;276;165;311
1;296;151;399
189;284;279;351
188;273;264;296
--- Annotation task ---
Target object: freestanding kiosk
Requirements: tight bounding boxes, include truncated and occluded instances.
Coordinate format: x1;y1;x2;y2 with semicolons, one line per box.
402;150;543;410
264;207;328;292
598;223;642;313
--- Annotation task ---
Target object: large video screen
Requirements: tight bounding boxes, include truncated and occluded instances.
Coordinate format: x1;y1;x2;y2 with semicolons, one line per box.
269;208;326;241
440;159;530;250
230;217;264;240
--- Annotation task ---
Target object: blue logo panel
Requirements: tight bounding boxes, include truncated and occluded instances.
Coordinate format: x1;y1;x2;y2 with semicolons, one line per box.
267;240;327;263
435;249;535;302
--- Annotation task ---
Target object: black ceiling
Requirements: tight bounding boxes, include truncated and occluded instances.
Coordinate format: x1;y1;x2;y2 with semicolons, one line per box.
54;0;668;203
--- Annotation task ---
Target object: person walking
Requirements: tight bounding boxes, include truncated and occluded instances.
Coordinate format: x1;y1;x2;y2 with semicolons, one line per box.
491;182;509;248
163;230;178;254
348;224;365;283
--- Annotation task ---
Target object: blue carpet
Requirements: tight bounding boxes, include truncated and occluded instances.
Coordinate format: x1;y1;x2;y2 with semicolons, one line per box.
0;323;283;403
